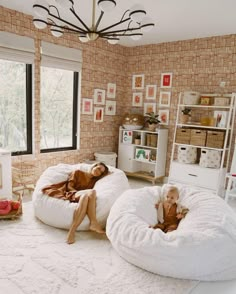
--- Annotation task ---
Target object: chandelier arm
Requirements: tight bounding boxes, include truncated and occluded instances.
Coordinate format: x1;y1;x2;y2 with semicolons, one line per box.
101;33;142;39
120;9;130;22
94;11;104;31
69;8;91;32
48;12;88;34
48;5;61;18
99;27;142;35
97;17;130;34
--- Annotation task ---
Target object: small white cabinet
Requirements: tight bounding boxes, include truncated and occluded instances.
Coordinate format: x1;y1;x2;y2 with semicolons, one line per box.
118;127;168;184
0;148;12;199
168;92;236;196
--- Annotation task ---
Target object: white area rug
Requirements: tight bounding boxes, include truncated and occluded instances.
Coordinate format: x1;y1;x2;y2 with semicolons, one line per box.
0;202;199;294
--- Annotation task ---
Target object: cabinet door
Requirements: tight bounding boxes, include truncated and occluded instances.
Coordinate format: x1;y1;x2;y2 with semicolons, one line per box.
118;144;136;172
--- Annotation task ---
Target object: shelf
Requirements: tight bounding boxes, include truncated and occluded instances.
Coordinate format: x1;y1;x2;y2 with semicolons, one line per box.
173;142;229;151
133;159;156;165
179;104;230;109
177;124;228;130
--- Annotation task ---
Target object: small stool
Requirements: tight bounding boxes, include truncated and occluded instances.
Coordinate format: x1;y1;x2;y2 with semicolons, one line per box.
224;173;236;202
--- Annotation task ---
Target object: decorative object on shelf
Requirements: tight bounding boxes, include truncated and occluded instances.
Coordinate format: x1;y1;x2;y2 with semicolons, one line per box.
122;130;132;144
181;107;191;124
183;91;200;105
160;72;172;88
144;112;160;131
122;113;144;130
107;83;116;99
213;111;229;128
105;100;116;115
200;96;213;105
82;98;93;115
94;106;104;122
135;148;151;162
132;92;143;107
32;0;154;44
159;91;171;107
145;85;157;100
94;89;105;105
134;134;141;145
132;74;145;90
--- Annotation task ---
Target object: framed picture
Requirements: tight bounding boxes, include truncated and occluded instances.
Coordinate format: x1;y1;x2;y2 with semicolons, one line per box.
105;100;116;115
132;92;143;107
81;98;93;114
144;102;156;115
158;109;169;125
94;89;105;105
214;111;229;128
159;91;171;107
160;72;172;88
146;85;157;100
132;74;145;90
107;83;116;99
94;107;104;122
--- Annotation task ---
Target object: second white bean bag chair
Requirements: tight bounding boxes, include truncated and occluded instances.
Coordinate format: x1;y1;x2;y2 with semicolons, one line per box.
32;163;129;230
106;184;236;281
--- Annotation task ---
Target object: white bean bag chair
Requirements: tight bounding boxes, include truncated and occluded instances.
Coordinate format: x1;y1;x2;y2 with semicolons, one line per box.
32;163;129;230
106;184;236;281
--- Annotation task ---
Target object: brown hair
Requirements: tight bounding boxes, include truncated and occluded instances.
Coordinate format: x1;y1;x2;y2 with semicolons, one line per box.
91;162;109;179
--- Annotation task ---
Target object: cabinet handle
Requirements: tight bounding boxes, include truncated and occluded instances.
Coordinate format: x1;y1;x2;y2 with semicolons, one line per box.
188;173;197;177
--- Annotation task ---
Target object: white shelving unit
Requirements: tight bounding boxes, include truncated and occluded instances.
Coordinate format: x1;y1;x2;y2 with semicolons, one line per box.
118;127;168;184
168;92;236;196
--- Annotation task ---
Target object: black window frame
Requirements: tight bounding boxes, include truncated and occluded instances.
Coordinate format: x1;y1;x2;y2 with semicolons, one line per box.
40;71;79;153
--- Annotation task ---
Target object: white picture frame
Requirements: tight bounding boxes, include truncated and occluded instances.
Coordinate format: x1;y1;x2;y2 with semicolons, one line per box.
146;85;157;100
81;98;93;115
144;102;156;115
107;83;116;99
214;111;229;128
160;72;173;88
94;89;106;105
158;109;169;125
132;74;145;90
105;100;116;115
94;107;104;122
132;92;143;107
159;91;171;107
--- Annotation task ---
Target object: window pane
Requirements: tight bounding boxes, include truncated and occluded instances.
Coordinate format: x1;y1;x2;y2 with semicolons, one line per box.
40;67;74;149
0;60;27;152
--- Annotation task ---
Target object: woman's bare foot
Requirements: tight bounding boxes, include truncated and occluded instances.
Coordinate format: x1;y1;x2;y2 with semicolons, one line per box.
67;231;76;244
89;222;105;234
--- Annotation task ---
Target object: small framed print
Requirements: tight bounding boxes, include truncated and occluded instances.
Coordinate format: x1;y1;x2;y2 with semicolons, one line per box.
94;89;105;105
82;98;93;115
146;85;157;100
158;109;169;125
132;74;145;90
160;72;172;88
214;111;229;128
94;107;104;122
144;102;156;115
107;83;116;99
132;92;143;107
105;100;116;115
159;91;171;107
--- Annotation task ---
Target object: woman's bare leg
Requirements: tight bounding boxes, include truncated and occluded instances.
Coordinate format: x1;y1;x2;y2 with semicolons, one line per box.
86;190;105;234
67;195;89;244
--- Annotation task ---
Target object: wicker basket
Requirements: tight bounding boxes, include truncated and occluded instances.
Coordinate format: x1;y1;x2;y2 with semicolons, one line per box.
190;129;207;146
0;194;22;220
206;131;225;148
176;128;191;144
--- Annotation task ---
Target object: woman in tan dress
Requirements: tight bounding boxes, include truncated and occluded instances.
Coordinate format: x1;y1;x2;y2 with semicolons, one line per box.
42;162;109;244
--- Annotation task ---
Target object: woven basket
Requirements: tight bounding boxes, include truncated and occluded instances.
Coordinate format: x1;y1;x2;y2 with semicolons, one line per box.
190;129;207;146
206;131;225;148
12;162;37;188
176;128;191;144
0;194;22;220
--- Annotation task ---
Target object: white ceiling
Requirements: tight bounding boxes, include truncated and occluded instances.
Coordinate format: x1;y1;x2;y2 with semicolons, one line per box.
1;0;236;47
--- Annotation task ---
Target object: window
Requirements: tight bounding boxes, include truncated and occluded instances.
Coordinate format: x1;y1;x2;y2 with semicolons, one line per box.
0;59;32;155
40;67;78;152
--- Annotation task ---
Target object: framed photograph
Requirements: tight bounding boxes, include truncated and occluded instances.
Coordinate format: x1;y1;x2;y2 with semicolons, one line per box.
132;92;143;107
214;111;229;128
160;72;172;88
81;98;93;114
94;107;104;122
159;91;171;107
158;109;169;125
105;100;116;115
132;74;145;90
144;102;156;115
146;85;157;100
107;83;116;99
94;89;105;105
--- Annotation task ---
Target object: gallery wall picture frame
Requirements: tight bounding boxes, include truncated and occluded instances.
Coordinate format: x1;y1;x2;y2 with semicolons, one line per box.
94;107;104;122
107;83;116;99
105;100;116;115
214;110;229;128
159;91;171;107
81;98;93;114
132;92;143;107
132;74;145;90
94;89;106;105
160;72;173;88
158;109;169;125
146;85;157;100
144;102;156;115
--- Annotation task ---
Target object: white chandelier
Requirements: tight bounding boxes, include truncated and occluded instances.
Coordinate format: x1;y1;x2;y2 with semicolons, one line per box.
33;0;154;45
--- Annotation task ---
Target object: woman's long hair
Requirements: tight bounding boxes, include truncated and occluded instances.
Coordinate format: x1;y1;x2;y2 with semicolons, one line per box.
91;162;109;181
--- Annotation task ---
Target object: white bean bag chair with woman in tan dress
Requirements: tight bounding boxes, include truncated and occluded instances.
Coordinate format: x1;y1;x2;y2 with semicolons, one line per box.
106;183;236;281
32;163;129;230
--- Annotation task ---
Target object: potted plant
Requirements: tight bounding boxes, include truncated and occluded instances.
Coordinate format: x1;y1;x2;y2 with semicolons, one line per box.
181;107;191;124
134;134;141;145
145;112;161;131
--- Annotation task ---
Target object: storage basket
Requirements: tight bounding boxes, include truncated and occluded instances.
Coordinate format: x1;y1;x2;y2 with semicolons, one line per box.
199;149;221;168
214;97;229;106
206;131;225;148
183;92;200;105
146;133;157;147
190;129;207;146
177;145;197;164
94;151;117;167
0;194;22;220
12;161;38;191
176;128;191;144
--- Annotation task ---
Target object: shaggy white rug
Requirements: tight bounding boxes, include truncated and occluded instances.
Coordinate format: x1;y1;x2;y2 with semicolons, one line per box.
0;202;199;294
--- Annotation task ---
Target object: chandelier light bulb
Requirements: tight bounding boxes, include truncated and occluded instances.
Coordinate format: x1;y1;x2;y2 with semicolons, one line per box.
129;4;146;23
87;32;99;41
56;0;73;9
79;35;89;43
33;0;49;18
33;18;48;29
140;17;155;33
51;25;64;37
98;0;116;12
107;37;119;45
